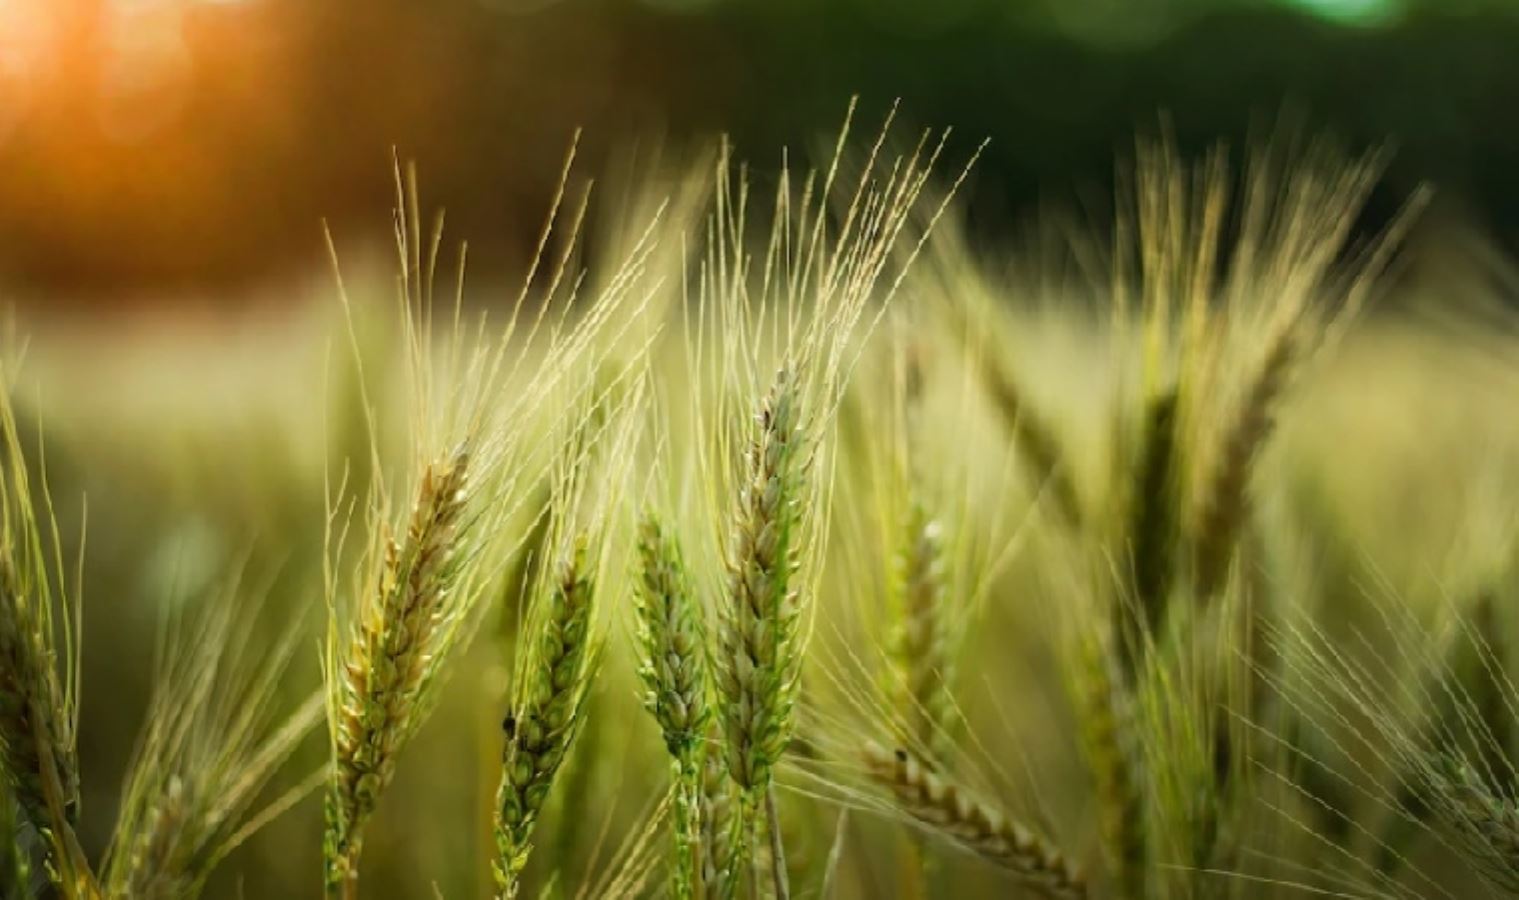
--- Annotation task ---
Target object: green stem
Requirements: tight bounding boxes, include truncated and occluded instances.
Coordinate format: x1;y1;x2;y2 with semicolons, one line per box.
765;787;790;900
673;755;701;900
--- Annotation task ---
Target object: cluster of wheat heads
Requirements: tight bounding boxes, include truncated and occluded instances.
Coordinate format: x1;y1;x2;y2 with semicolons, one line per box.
783;128;1452;900
16;105;1519;900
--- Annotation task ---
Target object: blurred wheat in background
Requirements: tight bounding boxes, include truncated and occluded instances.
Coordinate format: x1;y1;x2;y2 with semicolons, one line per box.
5;2;1519;899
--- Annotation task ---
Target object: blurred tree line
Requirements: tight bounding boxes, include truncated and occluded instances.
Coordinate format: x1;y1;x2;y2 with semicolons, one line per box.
0;0;1516;304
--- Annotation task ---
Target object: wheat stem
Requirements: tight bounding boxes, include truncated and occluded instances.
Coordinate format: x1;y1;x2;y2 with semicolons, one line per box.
765;786;791;900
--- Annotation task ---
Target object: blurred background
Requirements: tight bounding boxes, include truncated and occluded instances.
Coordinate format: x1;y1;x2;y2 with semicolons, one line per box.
6;1;1519;897
2;0;1518;311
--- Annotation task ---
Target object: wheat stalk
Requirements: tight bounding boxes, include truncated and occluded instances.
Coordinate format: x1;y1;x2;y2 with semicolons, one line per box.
862;742;1086;898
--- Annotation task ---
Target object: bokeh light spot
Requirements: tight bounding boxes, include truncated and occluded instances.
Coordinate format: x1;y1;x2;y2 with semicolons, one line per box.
1284;0;1403;25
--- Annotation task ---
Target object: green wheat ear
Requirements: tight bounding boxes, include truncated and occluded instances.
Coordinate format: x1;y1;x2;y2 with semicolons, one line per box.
493;534;600;900
632;513;710;900
715;366;806;800
891;500;953;760
1125;384;1180;666
1074;630;1147;900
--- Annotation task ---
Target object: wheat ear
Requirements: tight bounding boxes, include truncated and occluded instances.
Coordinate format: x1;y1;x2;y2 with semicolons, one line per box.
1429;753;1519;892
892;502;953;759
1125;385;1179;669
325;448;469;898
632;514;710;900
494;535;599;899
106;580;323;900
1076;634;1147;899
714;366;807;898
862;743;1086;898
1192;325;1295;599
0;564;86;887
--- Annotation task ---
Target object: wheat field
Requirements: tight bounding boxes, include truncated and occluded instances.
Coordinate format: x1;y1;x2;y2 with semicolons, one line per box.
3;106;1519;899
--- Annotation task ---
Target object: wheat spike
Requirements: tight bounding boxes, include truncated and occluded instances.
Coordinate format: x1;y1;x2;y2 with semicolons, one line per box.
325;448;470;898
980;360;1082;528
106;579;323;900
1430;754;1519;892
863;743;1086;898
892;502;953;759
715;366;806;799
1126;385;1180;667
713;366;809;899
494;535;599;899
632;513;710;900
0;563;78;845
1076;634;1147;899
1192;326;1295;599
635;515;710;760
